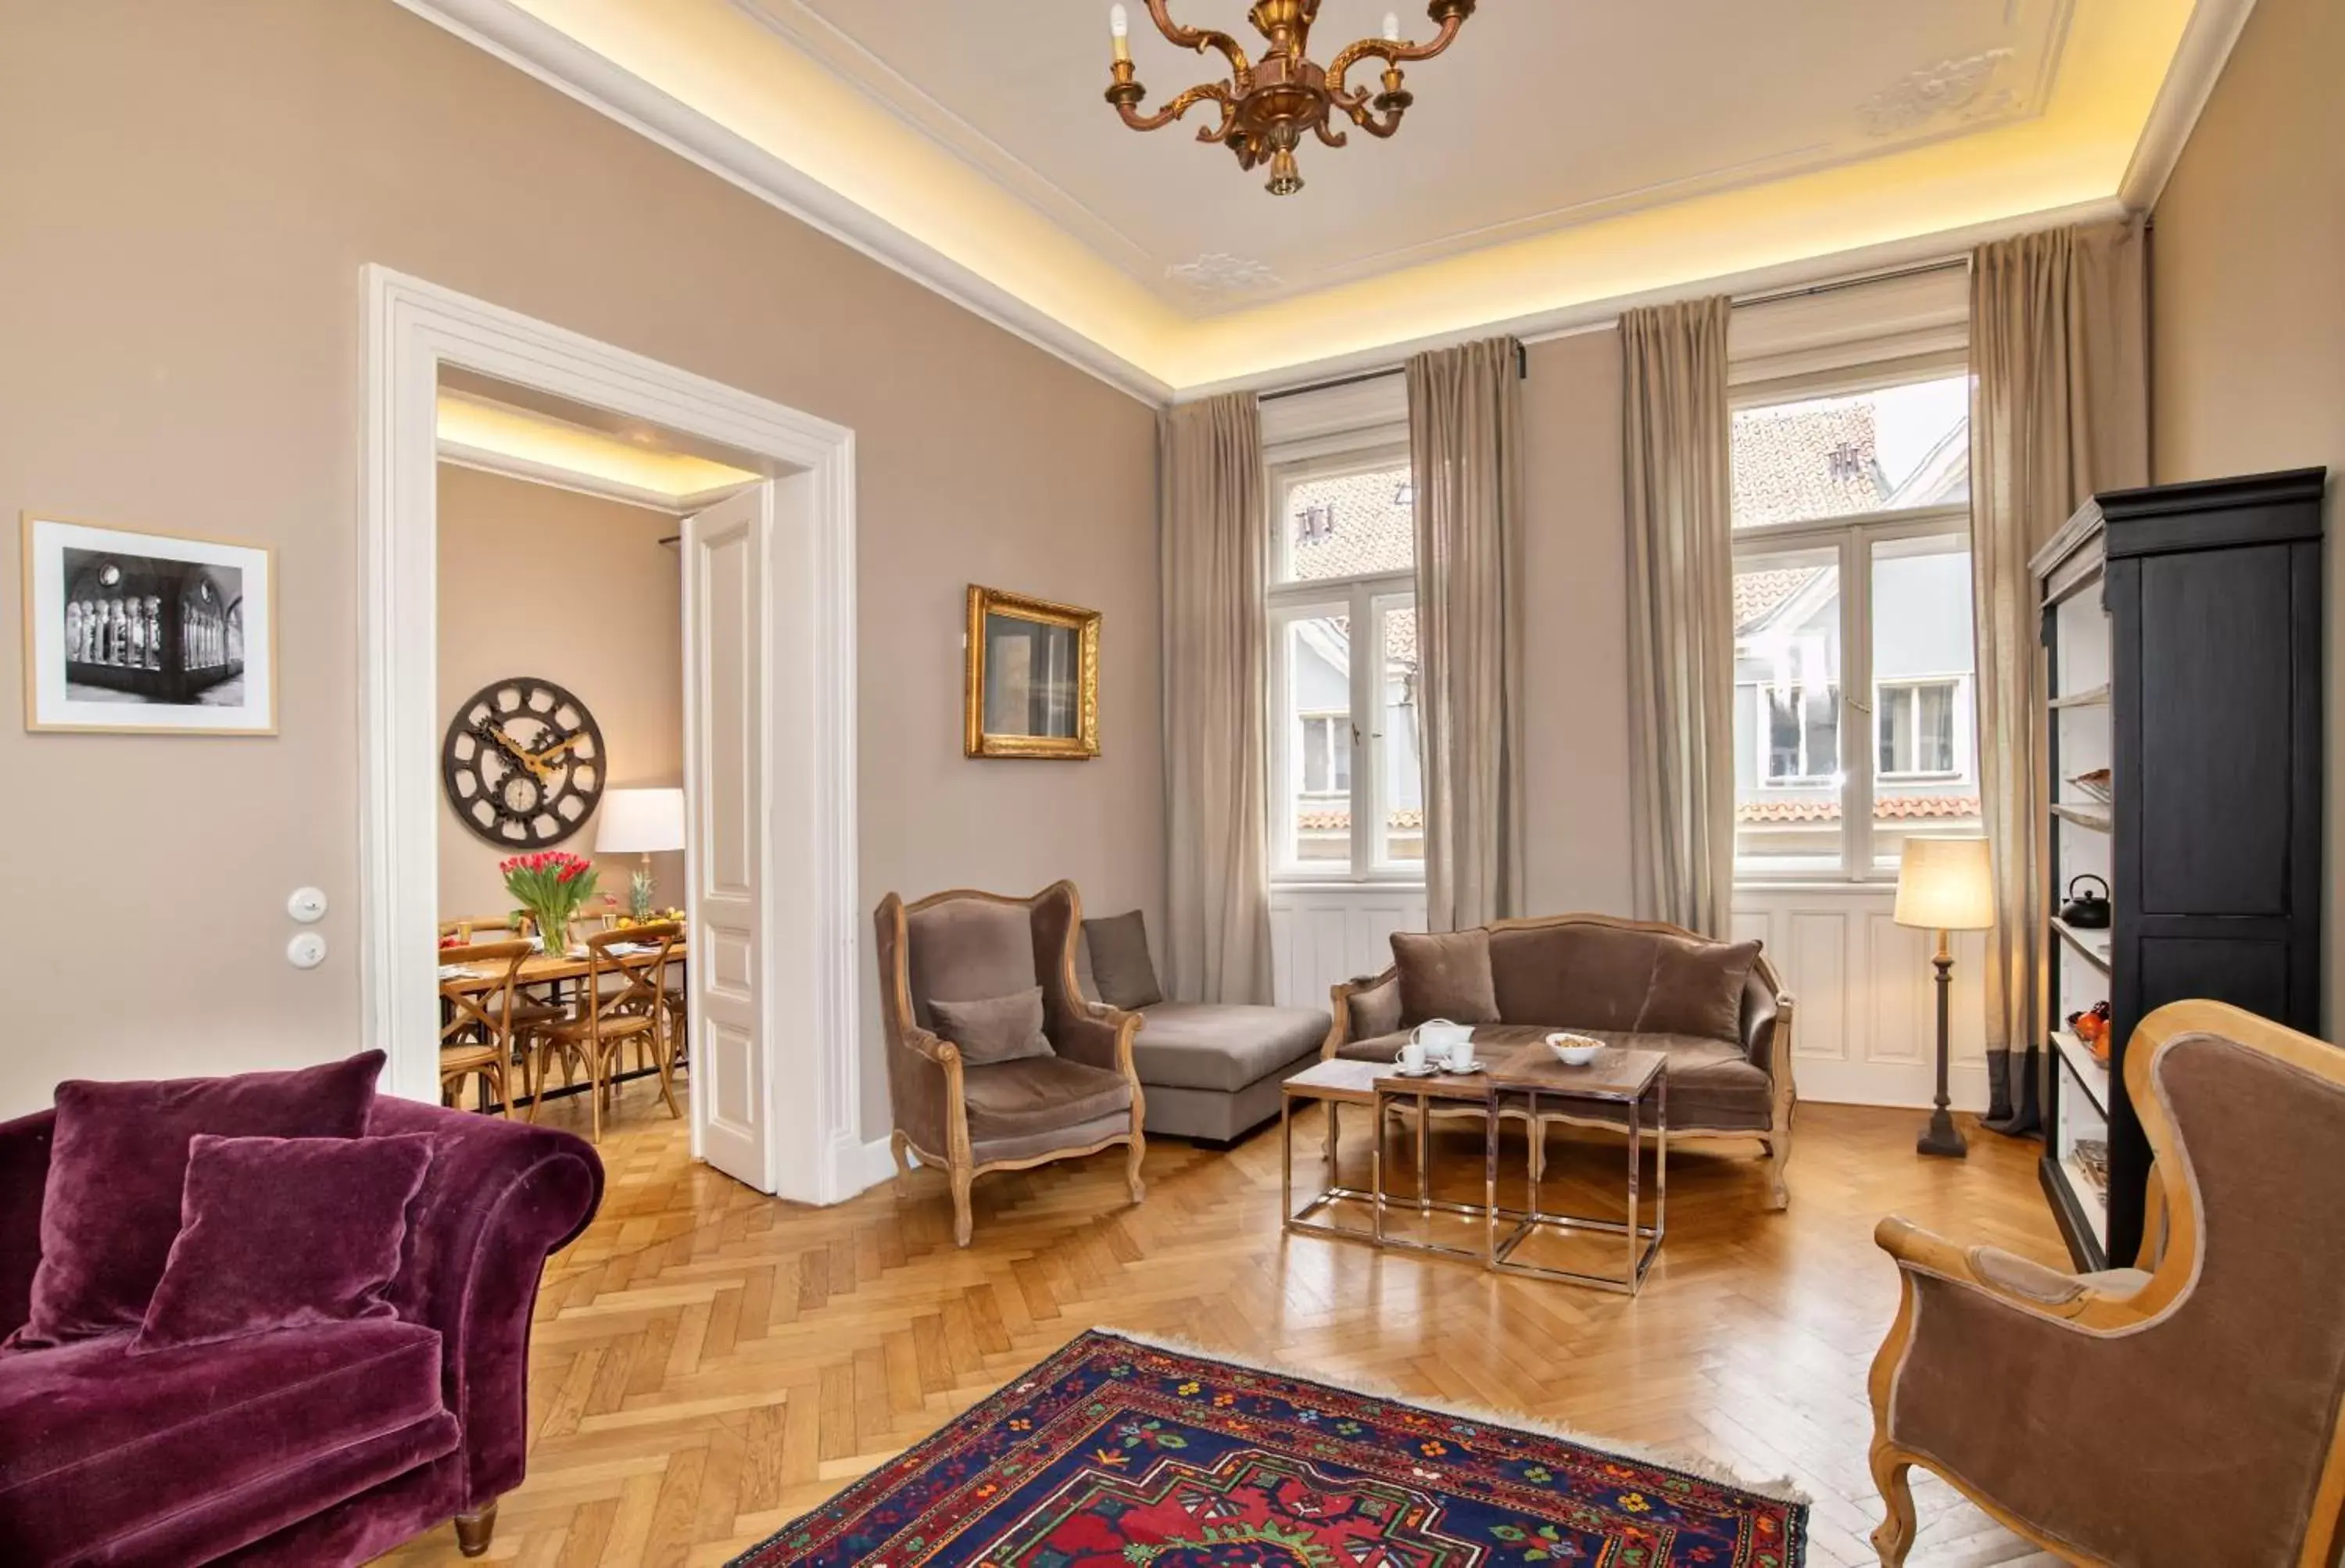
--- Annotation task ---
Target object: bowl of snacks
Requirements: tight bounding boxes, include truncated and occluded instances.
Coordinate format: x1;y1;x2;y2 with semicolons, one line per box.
1545;1032;1604;1067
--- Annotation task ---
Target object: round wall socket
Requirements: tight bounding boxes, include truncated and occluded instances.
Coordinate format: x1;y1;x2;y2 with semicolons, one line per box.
287;886;329;924
287;932;328;970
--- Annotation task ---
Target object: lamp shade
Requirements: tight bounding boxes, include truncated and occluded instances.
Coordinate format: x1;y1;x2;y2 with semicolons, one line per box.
594;787;686;854
1892;836;1996;931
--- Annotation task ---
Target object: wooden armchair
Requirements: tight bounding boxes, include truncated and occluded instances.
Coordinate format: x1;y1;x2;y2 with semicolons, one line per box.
875;882;1146;1248
521;922;682;1142
1868;1001;2345;1567
439;938;534;1115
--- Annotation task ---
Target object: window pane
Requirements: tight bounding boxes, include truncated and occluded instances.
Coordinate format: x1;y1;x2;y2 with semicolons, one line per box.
1871;534;1979;869
1376;598;1423;868
1732;375;1971;529
1282;615;1352;868
1283;464;1414;582
1735;546;1842;872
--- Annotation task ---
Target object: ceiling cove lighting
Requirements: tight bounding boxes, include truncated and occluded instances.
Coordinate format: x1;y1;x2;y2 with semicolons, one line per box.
1104;1;1477;196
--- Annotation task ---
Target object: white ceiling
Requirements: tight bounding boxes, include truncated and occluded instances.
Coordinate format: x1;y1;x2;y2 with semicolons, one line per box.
736;0;2075;313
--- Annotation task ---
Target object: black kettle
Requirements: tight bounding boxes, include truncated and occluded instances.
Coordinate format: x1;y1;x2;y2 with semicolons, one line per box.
2061;874;2112;929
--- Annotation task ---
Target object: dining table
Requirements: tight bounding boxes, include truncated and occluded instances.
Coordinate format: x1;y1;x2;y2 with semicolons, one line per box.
438;938;689;1111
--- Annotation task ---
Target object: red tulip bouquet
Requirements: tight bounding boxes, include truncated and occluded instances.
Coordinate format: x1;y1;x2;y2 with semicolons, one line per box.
500;850;600;955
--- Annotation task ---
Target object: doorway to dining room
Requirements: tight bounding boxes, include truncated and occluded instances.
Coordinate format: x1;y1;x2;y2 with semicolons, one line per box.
362;267;864;1207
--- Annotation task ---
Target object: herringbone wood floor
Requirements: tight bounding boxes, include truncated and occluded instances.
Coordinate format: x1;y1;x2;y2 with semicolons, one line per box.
381;1083;2068;1567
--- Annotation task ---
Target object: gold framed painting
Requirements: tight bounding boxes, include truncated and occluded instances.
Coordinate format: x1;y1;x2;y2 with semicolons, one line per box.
964;585;1100;759
20;513;278;736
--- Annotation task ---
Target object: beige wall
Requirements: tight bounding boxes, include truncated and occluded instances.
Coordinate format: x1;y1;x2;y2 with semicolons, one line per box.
1520;329;1638;915
2150;0;2345;1022
0;0;1162;1131
435;465;686;922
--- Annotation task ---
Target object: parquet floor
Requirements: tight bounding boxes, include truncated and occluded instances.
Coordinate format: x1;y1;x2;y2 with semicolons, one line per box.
380;1083;2067;1567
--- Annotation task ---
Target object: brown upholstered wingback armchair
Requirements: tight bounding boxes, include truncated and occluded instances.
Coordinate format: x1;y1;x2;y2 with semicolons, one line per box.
1868;1001;2345;1568
875;882;1146;1248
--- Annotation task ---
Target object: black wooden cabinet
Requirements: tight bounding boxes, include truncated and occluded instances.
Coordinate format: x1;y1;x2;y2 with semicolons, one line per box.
2034;467;2325;1269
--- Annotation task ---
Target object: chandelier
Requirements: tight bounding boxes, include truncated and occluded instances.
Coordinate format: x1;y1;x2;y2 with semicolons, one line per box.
1104;1;1478;196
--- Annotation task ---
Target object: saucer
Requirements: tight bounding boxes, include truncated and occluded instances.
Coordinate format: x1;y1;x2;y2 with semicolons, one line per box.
1389;1061;1486;1078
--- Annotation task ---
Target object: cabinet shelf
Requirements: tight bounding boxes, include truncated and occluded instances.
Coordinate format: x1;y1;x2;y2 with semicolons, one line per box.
2049;684;2111;710
2050;804;2112;833
2052;1028;2111;1115
2051;917;2112;971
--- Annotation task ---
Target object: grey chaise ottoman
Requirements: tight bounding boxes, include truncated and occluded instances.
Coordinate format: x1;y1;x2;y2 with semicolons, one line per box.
1079;911;1330;1144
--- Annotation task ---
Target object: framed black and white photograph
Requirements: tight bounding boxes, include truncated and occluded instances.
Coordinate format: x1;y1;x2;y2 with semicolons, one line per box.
20;514;277;735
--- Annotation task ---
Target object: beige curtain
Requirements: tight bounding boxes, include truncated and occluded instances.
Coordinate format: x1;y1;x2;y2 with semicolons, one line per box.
1160;393;1273;1004
1621;299;1737;936
1970;220;2148;1135
1409;338;1528;932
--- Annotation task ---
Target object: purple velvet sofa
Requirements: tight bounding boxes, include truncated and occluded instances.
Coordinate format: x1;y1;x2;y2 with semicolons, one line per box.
0;1097;603;1567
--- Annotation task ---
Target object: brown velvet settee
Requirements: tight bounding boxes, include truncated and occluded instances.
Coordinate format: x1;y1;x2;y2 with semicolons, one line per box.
1326;913;1795;1208
875;883;1146;1248
1867;1001;2345;1568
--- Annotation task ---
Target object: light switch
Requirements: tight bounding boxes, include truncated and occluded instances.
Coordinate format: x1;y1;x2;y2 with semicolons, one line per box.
287;886;329;924
287;932;328;970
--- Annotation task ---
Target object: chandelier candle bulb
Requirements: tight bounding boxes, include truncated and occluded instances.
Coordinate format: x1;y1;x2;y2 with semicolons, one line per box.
1109;3;1130;62
1384;13;1402;41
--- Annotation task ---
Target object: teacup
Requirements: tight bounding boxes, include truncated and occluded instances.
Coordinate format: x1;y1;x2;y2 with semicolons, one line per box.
1444;1036;1478;1072
1394;1038;1428;1072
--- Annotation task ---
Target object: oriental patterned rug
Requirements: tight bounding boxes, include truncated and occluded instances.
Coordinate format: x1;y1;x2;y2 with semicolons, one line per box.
733;1330;1806;1567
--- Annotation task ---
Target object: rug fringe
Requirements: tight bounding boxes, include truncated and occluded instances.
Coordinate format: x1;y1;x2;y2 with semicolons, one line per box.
1087;1325;1813;1508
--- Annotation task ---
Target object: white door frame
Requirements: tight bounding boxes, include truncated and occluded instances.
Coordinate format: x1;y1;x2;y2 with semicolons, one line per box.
360;265;865;1205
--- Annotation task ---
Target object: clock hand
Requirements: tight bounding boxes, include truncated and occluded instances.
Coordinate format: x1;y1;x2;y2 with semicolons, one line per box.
480;723;551;782
528;732;585;768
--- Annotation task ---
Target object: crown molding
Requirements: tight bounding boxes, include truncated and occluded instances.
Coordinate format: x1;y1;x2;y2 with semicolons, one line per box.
2118;0;2258;209
435;442;754;516
1178;196;2127;403
388;0;1173;406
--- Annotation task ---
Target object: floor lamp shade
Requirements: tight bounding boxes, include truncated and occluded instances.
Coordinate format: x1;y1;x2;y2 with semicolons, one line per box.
595;788;686;856
1892;836;1995;932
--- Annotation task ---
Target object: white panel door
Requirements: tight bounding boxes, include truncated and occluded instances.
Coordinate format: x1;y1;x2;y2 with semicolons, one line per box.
682;485;773;1192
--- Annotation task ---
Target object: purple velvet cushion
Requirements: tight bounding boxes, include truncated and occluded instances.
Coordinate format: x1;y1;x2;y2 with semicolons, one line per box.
5;1051;384;1349
132;1132;433;1354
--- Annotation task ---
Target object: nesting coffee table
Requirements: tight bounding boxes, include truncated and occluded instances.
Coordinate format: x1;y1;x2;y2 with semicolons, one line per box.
1280;1040;1667;1294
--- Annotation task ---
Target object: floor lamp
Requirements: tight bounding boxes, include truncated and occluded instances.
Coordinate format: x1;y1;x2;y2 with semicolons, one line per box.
1892;836;1996;1159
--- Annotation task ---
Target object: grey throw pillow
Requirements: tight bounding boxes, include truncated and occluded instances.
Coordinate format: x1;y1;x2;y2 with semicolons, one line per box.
1392;929;1500;1026
1083;911;1164;1010
929;986;1053;1065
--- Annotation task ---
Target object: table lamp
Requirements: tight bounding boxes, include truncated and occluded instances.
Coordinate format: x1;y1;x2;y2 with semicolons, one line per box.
1892;836;1996;1158
594;787;686;917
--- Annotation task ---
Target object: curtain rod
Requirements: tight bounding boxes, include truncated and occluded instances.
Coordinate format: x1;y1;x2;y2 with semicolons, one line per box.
1258;342;1529;404
1732;256;1968;310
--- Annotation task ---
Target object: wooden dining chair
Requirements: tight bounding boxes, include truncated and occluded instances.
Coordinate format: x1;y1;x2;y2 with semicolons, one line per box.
524;922;683;1141
438;939;535;1115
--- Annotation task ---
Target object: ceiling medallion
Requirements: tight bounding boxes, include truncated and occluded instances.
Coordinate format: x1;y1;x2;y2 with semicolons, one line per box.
1104;1;1477;196
1166;252;1285;297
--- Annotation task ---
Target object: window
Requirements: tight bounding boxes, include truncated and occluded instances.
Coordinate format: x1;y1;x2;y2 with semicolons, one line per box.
1759;675;1840;785
1299;712;1351;795
1877;678;1959;779
1269;448;1421;879
1731;371;1980;879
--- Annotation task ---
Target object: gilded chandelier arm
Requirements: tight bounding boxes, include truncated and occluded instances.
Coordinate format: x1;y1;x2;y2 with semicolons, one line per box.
1112;80;1238;141
1325;3;1473;102
1140;0;1255;86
